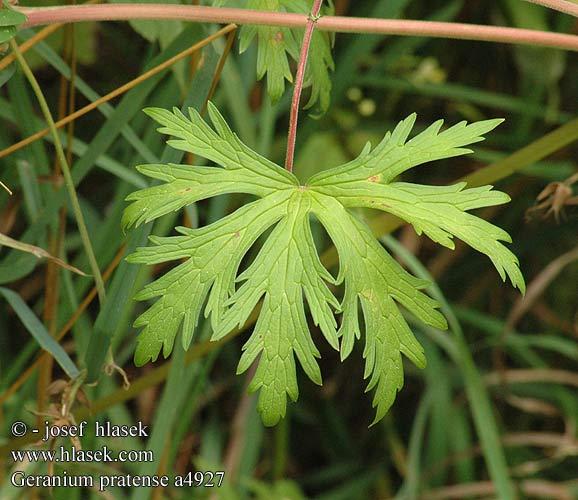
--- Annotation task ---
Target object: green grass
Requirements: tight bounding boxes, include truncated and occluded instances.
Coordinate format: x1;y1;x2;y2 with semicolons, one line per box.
1;1;577;499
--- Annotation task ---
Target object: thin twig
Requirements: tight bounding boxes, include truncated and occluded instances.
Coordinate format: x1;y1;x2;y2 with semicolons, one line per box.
285;0;324;172
202;26;238;114
0;232;85;275
18;4;578;52
0;21;239;421
10;39;106;304
0;24;237;160
0;180;13;194
506;245;578;330
485;369;578;388
423;432;578;485
0;0;102;72
0;24;62;72
492;244;578;378
420;479;573;500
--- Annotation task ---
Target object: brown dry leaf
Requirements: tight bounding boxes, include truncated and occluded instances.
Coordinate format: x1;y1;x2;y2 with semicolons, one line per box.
0;232;86;276
526;172;578;222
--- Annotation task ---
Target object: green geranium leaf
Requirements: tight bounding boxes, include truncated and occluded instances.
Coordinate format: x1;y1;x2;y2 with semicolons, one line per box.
123;104;524;426
0;25;16;44
0;1;26;44
237;0;334;111
0;2;26;26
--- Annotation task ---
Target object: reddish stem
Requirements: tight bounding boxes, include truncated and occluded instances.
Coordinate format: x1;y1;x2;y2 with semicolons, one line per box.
18;5;578;53
285;0;324;173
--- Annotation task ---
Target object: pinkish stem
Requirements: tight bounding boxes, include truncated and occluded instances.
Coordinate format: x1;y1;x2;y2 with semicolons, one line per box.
18;5;578;53
285;0;324;173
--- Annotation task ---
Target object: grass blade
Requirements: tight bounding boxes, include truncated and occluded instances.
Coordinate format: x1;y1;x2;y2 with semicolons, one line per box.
382;235;517;499
0;287;80;379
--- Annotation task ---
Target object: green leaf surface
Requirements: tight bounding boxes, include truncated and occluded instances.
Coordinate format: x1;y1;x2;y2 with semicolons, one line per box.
84;26;219;382
0;25;15;44
239;0;334;111
0;2;26;27
0;63;14;88
0;1;24;44
124;104;524;425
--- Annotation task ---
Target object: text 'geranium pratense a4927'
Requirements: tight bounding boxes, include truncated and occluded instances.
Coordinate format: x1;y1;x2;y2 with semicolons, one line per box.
122;103;525;426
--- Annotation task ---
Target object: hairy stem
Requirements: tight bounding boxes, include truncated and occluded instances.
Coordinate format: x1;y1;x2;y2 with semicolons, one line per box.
285;0;324;172
18;4;578;52
10;40;106;304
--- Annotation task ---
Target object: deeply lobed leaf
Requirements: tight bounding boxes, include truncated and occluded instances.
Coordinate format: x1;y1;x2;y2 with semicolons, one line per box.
124;103;524;425
237;0;334;111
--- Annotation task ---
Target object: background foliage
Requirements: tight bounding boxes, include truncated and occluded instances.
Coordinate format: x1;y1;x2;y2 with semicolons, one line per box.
1;0;577;498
